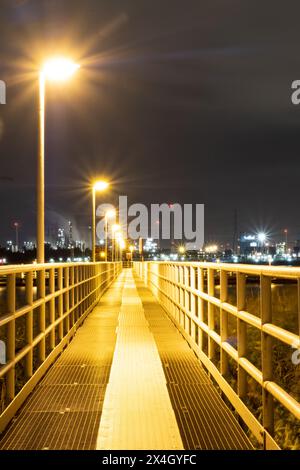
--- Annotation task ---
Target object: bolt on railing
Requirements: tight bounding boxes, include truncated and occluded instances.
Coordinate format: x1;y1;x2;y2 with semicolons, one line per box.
0;261;122;433
133;261;300;450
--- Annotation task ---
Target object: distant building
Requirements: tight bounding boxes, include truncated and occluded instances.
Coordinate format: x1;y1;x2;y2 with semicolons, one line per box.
75;240;85;252
239;234;257;255
68;221;74;248
143;238;158;253
23;241;35;251
276;243;286;256
293;240;300;256
6;240;13;252
56;228;65;249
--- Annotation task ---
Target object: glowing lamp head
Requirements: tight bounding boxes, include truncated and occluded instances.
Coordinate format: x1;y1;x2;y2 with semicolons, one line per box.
178;246;186;254
119;239;126;250
257;232;266;243
93;180;109;192
106;209;116;219
42;58;80;81
112;224;121;233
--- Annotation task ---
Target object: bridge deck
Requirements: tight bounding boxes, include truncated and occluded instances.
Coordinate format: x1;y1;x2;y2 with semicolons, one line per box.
0;269;252;450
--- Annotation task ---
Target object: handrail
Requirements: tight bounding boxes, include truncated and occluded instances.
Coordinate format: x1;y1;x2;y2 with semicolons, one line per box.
133;261;300;450
0;261;122;433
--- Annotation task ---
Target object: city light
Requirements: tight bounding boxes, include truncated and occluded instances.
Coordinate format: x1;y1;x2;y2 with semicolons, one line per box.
178;245;186;254
42;57;80;81
93;180;109;192
257;232;266;243
119;239;126;250
105;209;116;219
92;180;110;261
112;224;121;233
205;244;218;253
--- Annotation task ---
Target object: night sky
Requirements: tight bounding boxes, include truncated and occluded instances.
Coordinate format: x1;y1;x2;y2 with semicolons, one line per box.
0;0;300;247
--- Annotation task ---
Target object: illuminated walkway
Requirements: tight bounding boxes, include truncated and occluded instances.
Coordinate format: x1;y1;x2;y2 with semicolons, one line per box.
97;270;183;450
0;270;252;450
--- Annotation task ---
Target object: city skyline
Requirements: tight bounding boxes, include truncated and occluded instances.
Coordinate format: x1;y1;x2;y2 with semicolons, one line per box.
1;1;300;246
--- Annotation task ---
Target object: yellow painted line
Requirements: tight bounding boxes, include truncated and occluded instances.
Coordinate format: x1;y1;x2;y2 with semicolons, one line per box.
97;270;183;450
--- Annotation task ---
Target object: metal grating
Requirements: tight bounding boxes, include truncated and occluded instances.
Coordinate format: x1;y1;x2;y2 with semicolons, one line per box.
20;384;106;413
0;273;126;450
97;270;184;450
41;365;111;386
134;277;253;450
0;411;102;450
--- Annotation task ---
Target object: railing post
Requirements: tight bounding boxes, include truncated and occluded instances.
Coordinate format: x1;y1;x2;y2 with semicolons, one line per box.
190;267;196;341
37;269;46;363
184;266;190;334
74;266;78;322
298;278;300;338
237;272;247;399
64;267;70;333
207;268;215;360
49;268;55;350
220;269;229;376
25;271;33;378
197;267;204;350
57;267;63;341
70;267;75;326
260;274;274;442
6;273;16;402
171;265;176;319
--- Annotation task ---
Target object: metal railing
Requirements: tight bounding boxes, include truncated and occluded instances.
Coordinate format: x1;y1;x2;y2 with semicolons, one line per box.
0;261;122;432
134;261;300;450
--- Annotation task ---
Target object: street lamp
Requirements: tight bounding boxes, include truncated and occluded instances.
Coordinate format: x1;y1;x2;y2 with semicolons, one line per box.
92;180;109;262
117;236;126;262
13;222;19;252
104;209;116;261
284;229;288;254
257;232;266;243
178;245;186;255
129;245;135;262
257;232;266;254
111;224;121;262
37;57;80;263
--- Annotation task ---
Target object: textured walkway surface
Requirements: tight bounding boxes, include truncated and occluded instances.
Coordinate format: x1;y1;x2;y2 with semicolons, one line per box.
134;275;253;450
0;274;125;450
97;270;183;450
0;269;252;450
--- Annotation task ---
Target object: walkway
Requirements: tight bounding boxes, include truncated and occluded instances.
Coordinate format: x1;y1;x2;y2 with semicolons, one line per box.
0;269;252;450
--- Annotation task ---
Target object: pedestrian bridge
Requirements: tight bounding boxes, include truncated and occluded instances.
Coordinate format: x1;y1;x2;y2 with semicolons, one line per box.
0;262;299;450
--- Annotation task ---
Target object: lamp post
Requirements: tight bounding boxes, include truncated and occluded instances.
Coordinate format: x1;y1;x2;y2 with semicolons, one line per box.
37;57;80;263
104;209;116;261
119;237;126;263
111;224;121;262
284;229;288;254
92;180;109;262
14;222;19;252
129;245;135;262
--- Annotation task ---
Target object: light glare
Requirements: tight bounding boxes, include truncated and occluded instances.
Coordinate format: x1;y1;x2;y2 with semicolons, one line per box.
106;209;116;219
42;58;80;82
93;180;109;192
257;232;266;243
